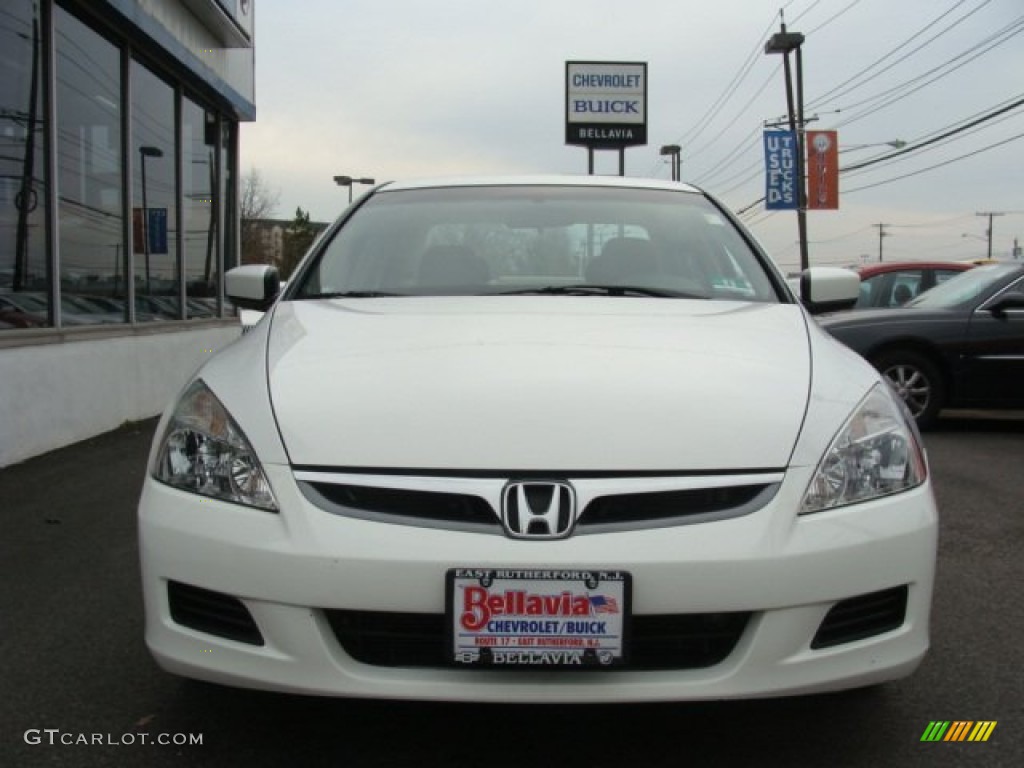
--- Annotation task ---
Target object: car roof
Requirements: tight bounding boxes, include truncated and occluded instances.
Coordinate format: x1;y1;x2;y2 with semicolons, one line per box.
376;175;703;195
856;260;974;277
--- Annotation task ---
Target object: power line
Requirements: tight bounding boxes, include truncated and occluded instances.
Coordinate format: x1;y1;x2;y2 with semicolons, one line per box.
646;11;782;178
803;0;866;35
681;0;1023;225
690;126;763;187
731;92;1024;214
654;0;852;178
677;0;871;184
674;14;780;152
686;69;780;184
843;107;1024;184
789;0;824;25
805;224;873;244
806;0;988;110
844;129;1024;194
841;93;1024;173
833;13;1024;128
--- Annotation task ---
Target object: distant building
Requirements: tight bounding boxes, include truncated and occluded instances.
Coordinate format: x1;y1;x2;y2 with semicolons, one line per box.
0;0;256;467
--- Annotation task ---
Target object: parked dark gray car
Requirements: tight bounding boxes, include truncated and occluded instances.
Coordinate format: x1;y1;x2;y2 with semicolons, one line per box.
821;262;1024;427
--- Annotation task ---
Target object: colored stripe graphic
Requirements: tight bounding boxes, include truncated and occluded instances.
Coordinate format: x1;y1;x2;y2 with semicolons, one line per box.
969;722;997;742
945;721;972;741
920;721;996;742
921;722;950;741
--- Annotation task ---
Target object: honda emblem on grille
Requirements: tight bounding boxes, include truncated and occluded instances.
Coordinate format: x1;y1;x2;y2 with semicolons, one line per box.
501;481;576;539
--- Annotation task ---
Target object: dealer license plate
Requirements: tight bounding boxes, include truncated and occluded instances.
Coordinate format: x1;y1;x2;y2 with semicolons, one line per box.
446;569;630;668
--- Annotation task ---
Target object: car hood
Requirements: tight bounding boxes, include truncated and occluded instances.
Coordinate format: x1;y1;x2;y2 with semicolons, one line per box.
264;298;812;472
820;307;956;328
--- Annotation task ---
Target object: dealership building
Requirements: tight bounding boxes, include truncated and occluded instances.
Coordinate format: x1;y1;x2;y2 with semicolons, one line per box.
0;0;256;466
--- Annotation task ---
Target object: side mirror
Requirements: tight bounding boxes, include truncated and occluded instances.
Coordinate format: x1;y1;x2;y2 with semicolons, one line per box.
798;267;860;314
226;265;281;311
987;290;1024;317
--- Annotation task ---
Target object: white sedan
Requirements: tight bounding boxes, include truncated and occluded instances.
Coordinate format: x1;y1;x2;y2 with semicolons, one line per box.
138;176;937;702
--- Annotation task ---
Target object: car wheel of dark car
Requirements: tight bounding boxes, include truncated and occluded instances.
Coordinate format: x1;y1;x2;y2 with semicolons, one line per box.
870;349;945;429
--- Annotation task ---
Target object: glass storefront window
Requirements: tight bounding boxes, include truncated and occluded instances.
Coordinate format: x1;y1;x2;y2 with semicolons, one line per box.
131;60;178;321
55;6;124;326
183;98;217;318
1;4;241;334
1;1;49;329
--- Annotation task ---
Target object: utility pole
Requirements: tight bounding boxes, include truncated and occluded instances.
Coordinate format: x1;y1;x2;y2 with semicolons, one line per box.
975;211;1004;260
875;223;889;262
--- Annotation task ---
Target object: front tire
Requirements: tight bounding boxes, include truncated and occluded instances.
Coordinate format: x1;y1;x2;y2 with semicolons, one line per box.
870;349;945;429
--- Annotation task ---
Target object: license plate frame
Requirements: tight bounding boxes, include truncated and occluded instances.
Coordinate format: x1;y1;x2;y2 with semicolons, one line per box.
445;568;631;669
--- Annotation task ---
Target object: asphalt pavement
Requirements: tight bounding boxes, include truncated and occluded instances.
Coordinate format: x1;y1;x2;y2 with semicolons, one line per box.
1;413;1022;767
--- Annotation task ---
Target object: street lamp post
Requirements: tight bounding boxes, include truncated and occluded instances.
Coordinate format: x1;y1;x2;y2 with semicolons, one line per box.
333;175;376;204
659;144;681;182
765;23;808;272
139;145;164;295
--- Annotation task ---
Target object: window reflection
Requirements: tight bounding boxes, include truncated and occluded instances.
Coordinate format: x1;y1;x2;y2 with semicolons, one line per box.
222;123;236;266
56;7;124;325
0;0;49;329
2;5;238;334
183;98;217;318
221;119;237;315
132;61;178;321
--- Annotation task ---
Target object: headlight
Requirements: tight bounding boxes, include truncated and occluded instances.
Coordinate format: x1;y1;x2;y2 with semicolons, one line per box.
800;383;927;514
153;379;278;511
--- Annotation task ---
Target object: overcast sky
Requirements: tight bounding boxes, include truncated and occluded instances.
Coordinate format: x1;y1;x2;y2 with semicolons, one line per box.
240;0;1024;271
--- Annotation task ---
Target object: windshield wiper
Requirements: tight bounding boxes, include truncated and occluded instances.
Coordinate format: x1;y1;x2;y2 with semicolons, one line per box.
296;290;407;299
495;284;706;299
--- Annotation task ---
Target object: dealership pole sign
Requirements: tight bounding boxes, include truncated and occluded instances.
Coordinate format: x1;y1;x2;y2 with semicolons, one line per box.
806;130;839;210
763;130;799;210
566;62;647;148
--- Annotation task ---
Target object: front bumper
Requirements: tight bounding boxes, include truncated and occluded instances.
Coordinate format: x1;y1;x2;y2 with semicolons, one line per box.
138;463;937;703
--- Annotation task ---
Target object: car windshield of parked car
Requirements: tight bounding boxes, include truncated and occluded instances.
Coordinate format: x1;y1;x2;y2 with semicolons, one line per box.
906;263;1019;309
294;185;782;303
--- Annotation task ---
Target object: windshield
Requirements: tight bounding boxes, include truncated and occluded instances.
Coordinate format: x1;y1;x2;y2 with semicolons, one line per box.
294;185;783;303
907;263;1020;309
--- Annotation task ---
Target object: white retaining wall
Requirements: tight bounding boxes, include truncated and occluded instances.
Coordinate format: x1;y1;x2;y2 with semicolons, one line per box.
0;324;242;467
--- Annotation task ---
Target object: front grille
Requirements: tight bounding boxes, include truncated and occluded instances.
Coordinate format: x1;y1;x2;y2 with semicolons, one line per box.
578;484;773;530
811;586;908;649
301;482;500;531
167;581;264;646
323;610;749;670
297;471;782;535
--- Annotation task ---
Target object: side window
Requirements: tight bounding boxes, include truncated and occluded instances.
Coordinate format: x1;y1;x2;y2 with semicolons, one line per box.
856;274;884;308
888;272;923;306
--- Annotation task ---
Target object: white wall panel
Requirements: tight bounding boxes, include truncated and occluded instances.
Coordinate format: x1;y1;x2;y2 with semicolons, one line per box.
0;326;241;467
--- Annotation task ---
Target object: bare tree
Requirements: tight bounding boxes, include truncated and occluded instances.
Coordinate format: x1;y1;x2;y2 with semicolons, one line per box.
239;168;281;264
